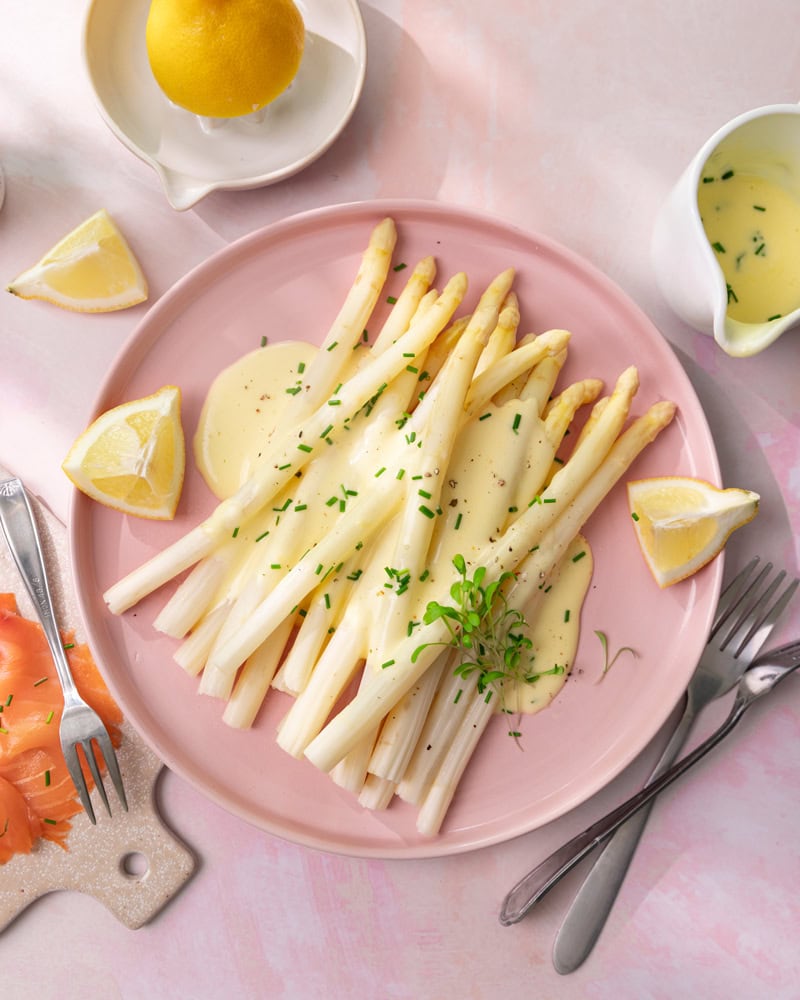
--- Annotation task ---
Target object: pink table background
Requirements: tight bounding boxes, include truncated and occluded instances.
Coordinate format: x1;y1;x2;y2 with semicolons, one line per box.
1;2;799;997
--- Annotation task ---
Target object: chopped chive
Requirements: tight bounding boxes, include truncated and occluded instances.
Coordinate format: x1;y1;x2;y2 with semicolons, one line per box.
402;351;415;358
277;462;292;471
320;424;334;439
326;495;338;506
5;695;12;706
297;443;313;453
297;361;306;373
62;643;75;651
411;474;423;481
419;569;430;582
512;413;522;433
508;730;522;738
315;563;324;575
274;498;292;512
479;412;492;421
721;169;734;180
396;468;406;480
381;659;396;669
417;370;430;382
285;385;302;396
418;505;435;519
324;593;331;609
44;770;51;787
454;512;463;530
45;711;54;724
393;262;408;272
0;727;8;735
543;497;557;504
298;608;307;618
406;365;419;374
508;506;518;514
43;818;57;826
326;341;339;352
454;688;463;704
767;313;782;321
294;503;308;512
232;526;240;538
631;511;640;521
33;677;48;687
327;398;342;406
711;241;725;253
753;205;766;212
572;550;587;562
754;243;766;256
270;563;282;570
260;335;268;347
564;609;571;623
387;295;397;304
375;467;386;477
255;531;269;542
418;488;432;499
347;569;363;581
702;176;715;184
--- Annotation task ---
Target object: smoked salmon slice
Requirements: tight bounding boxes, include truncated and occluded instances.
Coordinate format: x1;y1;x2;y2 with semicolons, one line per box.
0;594;122;863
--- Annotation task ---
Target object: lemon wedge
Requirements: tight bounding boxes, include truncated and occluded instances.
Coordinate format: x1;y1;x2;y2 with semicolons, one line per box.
63;386;185;519
627;476;759;587
7;210;148;312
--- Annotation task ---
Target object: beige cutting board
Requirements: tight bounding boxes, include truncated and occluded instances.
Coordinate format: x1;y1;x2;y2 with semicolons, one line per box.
0;473;196;930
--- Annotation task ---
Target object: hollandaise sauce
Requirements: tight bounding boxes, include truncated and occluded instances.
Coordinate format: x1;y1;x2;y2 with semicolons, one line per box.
194;340;595;718
697;169;800;324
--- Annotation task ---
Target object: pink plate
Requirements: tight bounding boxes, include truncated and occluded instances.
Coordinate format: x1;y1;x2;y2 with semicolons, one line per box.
69;200;721;858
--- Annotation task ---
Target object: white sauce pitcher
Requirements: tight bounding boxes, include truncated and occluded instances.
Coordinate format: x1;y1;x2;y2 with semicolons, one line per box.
651;103;800;357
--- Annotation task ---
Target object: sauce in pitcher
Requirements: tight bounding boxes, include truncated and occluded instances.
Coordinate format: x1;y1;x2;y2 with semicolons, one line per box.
697;169;800;324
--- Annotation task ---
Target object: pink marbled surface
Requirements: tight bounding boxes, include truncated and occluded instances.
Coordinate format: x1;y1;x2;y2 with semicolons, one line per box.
1;2;799;998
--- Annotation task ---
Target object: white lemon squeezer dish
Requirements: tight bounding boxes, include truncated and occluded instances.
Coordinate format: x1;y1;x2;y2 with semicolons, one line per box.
82;0;366;211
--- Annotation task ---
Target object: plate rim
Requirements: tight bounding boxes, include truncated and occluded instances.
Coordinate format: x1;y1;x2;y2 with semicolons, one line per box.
68;198;723;858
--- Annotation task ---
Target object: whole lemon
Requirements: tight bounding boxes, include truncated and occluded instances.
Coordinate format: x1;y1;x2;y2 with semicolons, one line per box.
146;0;305;119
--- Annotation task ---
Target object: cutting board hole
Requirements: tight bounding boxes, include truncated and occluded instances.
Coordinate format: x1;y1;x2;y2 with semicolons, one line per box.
120;851;149;880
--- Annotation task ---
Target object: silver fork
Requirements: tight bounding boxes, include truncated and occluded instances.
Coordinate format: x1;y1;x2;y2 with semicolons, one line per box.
499;556;798;931
0;477;127;823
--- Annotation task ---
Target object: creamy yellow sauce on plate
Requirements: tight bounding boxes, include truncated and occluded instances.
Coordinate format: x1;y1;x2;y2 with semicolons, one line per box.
195;340;594;716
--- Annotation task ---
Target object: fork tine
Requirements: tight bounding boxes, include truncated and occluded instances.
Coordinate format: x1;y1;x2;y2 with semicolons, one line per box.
81;741;112;818
62;742;97;825
94;731;129;813
735;575;799;661
710;556;760;638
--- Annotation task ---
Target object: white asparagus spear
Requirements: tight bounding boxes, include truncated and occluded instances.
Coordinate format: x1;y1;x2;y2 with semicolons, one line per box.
104;271;469;614
303;372;654;773
412;401;677;835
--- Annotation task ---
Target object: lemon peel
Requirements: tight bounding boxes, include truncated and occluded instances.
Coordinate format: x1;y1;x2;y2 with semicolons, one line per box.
145;0;305;119
63;386;185;520
627;476;759;587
